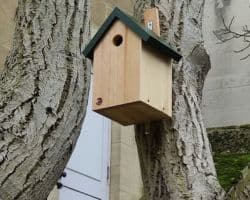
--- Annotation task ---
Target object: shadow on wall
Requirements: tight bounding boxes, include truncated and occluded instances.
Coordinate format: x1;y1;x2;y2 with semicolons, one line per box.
216;0;231;9
202;0;250;127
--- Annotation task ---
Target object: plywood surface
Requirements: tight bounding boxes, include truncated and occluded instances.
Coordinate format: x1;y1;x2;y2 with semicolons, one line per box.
92;18;172;125
96;101;169;126
92;20;141;110
140;43;172;117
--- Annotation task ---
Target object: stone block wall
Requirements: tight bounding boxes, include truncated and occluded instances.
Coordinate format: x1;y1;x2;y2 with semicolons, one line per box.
208;125;250;154
110;123;143;200
0;0;17;71
91;0;134;30
202;0;250;127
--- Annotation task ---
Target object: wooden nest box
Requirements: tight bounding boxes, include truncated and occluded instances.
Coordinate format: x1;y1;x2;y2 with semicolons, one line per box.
83;7;182;126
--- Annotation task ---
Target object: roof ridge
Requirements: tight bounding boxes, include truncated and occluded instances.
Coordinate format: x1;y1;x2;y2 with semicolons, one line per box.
83;7;182;61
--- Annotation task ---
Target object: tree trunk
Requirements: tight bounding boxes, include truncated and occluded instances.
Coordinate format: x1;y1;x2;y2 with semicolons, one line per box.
227;166;250;200
0;0;90;199
134;1;225;199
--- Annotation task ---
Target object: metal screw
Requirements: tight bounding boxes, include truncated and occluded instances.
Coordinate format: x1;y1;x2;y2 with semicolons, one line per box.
57;182;63;189
147;21;153;30
61;171;67;178
96;98;103;105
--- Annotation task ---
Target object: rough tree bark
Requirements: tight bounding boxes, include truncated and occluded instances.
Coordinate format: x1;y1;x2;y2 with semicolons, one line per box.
134;1;225;199
0;0;91;199
227;166;250;200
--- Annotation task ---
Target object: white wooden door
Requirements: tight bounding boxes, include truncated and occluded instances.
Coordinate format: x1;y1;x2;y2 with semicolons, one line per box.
59;81;111;200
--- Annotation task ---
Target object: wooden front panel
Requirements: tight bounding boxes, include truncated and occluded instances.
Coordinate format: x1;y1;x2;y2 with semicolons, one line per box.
92;20;141;111
140;43;172;117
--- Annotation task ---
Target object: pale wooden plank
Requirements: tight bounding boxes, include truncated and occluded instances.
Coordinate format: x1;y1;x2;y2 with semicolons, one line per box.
140;43;172;117
92;14;172;125
92;20;126;110
124;24;141;103
96;101;169;126
143;8;160;36
92;20;141;111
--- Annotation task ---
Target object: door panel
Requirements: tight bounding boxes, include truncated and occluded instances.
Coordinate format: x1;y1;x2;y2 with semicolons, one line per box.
67;108;105;180
60;187;100;200
59;80;111;200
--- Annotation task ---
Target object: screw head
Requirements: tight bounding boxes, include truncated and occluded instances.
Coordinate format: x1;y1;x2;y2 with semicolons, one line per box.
96;98;103;105
61;171;67;178
57;182;63;189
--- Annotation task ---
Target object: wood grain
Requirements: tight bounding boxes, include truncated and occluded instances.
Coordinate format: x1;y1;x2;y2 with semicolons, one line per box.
140;43;172;117
92;19;172;125
92;20;141;110
96;101;169;126
143;8;160;36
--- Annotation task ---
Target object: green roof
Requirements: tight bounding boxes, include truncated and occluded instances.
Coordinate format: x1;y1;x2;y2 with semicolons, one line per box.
83;7;182;62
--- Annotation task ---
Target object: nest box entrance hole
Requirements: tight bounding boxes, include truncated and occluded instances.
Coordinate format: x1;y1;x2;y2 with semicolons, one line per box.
113;34;123;46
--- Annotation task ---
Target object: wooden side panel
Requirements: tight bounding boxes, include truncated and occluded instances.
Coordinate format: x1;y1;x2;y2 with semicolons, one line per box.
92;20;141;110
140;43;172;117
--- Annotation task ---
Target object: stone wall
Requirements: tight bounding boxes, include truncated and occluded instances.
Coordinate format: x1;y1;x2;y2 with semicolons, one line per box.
110;123;143;200
202;0;250;127
0;0;17;72
91;0;134;29
208;125;250;154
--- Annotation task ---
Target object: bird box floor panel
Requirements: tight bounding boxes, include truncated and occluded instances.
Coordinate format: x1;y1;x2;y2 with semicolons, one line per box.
93;101;170;126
